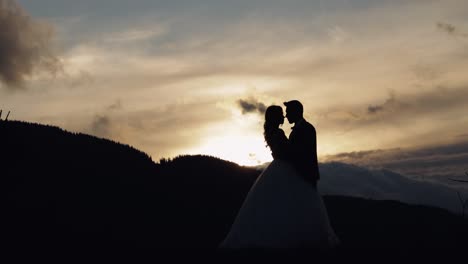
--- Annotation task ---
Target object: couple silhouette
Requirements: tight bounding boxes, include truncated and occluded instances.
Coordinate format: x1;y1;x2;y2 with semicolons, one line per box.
220;100;340;249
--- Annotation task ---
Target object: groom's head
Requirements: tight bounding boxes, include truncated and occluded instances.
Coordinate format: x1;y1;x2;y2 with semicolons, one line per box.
284;100;303;124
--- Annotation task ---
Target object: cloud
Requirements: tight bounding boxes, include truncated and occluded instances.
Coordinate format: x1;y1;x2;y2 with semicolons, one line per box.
104;28;166;44
89;99;124;138
436;21;468;38
437;22;456;34
90;115;112;138
366;92;402;114
384;86;468;117
238;98;267;115
81;98;233;162
320;85;468;128
107;99;122;111
410;63;442;82
7;0;468;166
322;141;468;189
367;105;384;114
68;70;94;88
0;0;61;89
327;26;349;43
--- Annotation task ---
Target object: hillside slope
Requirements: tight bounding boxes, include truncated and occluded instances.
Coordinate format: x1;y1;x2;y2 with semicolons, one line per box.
1;120;467;250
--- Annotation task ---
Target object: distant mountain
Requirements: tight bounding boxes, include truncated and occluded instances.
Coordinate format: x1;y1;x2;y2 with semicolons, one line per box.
1;120;467;250
319;162;465;214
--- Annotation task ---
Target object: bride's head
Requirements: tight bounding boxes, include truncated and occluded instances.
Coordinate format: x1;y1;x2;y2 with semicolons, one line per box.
264;105;284;127
263;105;284;144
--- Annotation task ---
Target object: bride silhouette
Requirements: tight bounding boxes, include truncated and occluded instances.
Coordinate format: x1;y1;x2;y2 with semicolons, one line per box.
220;102;340;249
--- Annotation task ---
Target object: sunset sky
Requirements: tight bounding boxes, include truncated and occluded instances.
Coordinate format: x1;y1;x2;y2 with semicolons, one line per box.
2;0;468;169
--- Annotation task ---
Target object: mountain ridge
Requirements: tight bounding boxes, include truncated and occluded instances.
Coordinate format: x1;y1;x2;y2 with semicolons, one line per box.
1;120;467;250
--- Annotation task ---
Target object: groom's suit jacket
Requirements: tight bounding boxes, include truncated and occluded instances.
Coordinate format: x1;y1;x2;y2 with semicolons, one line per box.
288;118;320;186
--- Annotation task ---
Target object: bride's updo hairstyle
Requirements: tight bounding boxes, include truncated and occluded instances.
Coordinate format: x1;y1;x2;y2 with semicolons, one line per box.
263;105;284;147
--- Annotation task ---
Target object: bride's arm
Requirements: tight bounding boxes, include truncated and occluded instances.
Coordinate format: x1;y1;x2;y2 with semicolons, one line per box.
270;129;291;160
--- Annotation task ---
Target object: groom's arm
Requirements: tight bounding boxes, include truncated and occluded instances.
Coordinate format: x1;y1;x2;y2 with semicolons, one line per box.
306;124;320;180
292;126;318;184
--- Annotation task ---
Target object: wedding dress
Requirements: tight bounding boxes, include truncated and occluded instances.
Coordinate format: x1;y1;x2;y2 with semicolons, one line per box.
220;129;340;249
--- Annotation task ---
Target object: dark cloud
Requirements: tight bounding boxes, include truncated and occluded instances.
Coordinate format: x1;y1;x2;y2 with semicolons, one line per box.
367;105;384;114
238;98;267;115
366;92;402;115
0;0;61;89
437;22;456;34
436;21;468;38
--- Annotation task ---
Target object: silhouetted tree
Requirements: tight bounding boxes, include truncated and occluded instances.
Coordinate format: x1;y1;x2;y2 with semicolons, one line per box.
449;171;468;218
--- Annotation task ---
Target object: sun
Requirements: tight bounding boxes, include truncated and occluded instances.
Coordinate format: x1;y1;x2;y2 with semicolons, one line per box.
188;134;272;166
181;108;280;166
186;133;273;167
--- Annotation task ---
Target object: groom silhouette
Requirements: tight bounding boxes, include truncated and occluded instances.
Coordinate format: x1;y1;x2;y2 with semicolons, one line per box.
284;100;320;187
